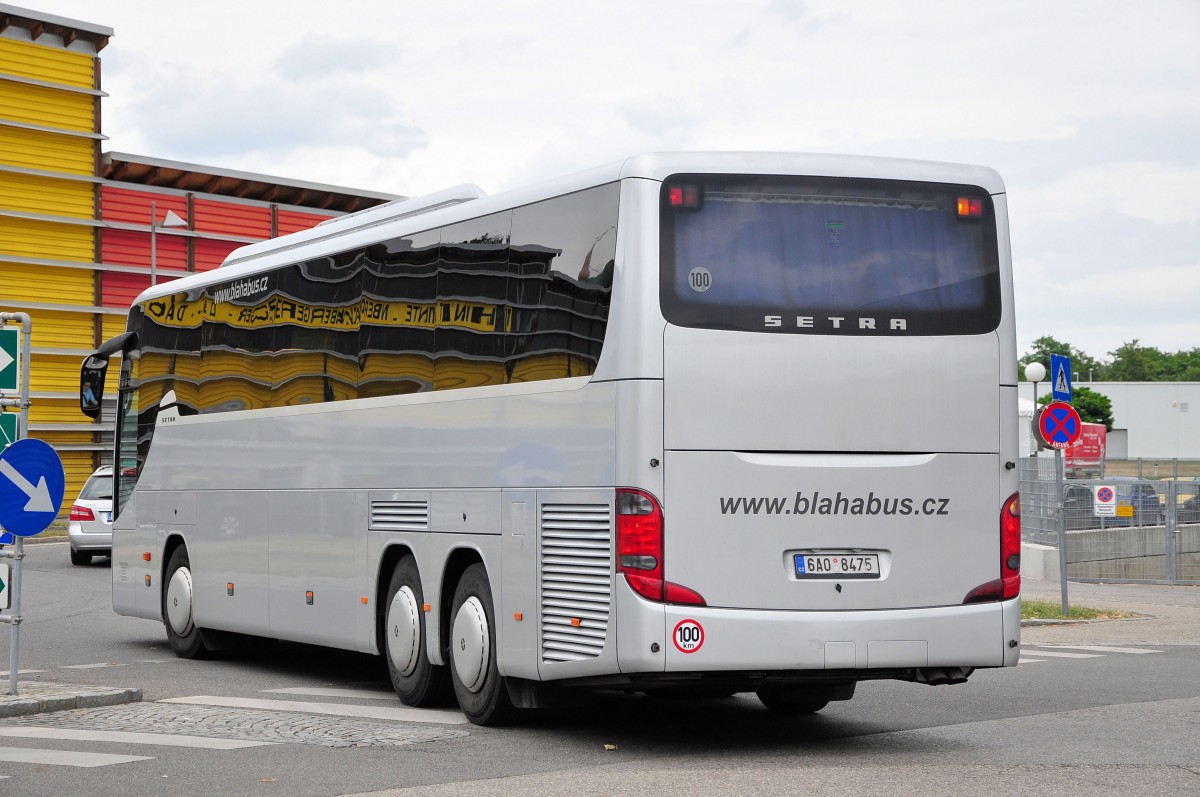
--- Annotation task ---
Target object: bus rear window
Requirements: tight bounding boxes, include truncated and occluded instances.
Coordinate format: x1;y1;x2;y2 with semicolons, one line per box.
659;175;1001;335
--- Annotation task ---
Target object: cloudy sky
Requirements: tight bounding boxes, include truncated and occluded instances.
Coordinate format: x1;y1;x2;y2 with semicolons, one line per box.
37;0;1200;363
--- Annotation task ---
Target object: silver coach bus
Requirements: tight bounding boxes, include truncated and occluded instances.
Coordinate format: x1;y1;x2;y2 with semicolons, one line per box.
81;153;1021;725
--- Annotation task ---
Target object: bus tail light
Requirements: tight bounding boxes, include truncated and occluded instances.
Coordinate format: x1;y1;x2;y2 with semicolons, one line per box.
666;184;702;209
957;196;985;217
69;505;95;522
616;488;706;606
963;492;1021;604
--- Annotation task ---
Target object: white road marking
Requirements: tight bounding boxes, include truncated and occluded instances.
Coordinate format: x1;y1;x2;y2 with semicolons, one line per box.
159;695;469;725
0;670;45;676
0;746;152;768
1017;649;1103;659
60;662;128;670
1016;658;1046;665
1036;645;1164;655
0;727;275;749
262;687;398;701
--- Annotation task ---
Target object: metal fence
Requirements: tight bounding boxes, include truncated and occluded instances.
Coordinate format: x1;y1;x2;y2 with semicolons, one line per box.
1019;457;1200;585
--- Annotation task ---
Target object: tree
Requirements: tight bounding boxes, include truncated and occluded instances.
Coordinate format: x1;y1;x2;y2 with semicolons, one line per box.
1019;336;1103;382
1106;340;1165;382
1035;386;1114;430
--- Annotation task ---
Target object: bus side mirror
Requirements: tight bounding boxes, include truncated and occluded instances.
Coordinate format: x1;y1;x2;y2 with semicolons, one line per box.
80;331;139;419
80;355;107;418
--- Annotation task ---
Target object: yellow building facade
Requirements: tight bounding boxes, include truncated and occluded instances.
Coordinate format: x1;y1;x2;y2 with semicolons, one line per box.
0;6;396;518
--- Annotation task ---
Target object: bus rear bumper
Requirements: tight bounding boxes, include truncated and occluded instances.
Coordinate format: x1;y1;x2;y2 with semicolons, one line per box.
615;582;1020;675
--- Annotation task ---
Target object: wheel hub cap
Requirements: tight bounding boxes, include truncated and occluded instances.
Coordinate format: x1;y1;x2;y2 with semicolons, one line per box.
166;566;194;636
451;596;489;693
387;586;421;677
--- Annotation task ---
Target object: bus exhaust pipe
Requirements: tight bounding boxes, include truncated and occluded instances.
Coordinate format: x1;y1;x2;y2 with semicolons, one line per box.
914;667;974;686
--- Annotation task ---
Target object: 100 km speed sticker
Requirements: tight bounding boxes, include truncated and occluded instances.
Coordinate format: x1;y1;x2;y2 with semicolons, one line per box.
672;619;705;654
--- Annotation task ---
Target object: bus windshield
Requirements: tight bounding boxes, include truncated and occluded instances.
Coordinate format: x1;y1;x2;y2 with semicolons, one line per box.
659;175;1001;336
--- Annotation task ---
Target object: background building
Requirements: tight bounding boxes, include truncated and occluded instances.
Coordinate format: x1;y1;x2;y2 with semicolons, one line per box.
0;4;400;516
1075;382;1200;461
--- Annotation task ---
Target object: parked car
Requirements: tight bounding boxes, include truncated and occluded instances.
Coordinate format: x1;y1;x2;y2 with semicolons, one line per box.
1110;478;1164;527
1179;495;1200;525
67;466;113;565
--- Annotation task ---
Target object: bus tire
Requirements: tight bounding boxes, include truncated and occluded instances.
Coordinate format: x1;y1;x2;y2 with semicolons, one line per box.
163;546;211;659
384;556;452;707
755;688;830;715
448;563;515;726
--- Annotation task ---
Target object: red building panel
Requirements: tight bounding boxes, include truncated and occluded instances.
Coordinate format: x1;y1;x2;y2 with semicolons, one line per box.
194;238;243;271
278;208;336;235
101;228;186;269
100;186;188;226
194;198;271;238
100;271;151;309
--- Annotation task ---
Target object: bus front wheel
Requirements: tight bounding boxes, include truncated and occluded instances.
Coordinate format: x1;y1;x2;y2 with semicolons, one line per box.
163;546;211;659
448;563;514;725
384;556;452;707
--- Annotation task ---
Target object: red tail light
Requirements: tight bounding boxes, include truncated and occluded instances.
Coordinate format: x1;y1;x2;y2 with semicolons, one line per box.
69;505;95;522
957;196;985;217
964;492;1022;604
616;488;705;606
1000;492;1021;599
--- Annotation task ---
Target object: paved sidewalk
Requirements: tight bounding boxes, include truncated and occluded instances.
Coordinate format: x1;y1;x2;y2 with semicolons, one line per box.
1021;576;1200;646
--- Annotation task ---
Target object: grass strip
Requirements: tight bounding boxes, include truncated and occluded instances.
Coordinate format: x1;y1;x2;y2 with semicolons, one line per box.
1021;598;1136;620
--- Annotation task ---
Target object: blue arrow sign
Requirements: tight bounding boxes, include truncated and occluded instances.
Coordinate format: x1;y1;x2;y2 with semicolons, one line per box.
0;438;65;537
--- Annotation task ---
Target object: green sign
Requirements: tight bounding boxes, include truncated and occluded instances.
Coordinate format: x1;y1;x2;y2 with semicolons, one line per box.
0;562;8;610
0;412;15;447
0;327;16;392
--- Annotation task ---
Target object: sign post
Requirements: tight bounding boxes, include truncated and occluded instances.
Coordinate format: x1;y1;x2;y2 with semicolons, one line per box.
1038;356;1080;617
0;313;58;696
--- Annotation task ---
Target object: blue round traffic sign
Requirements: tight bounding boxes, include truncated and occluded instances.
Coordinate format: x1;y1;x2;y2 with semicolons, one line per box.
0;438;65;537
1037;401;1082;450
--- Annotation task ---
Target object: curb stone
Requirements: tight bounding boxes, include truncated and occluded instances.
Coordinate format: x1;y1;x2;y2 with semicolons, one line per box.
0;685;142;718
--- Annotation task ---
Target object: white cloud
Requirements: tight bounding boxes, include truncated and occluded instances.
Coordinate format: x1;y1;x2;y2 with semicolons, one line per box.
31;0;1200;358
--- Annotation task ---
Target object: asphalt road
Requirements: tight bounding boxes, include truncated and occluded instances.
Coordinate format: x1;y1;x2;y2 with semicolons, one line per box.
1;542;1197;797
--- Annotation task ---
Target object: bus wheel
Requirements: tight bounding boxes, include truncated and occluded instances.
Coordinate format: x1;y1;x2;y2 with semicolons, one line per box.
448;563;514;726
164;546;211;659
755;689;830;715
385;556;452;707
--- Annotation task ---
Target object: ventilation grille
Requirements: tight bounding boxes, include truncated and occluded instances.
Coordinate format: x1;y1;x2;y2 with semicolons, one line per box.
369;500;429;532
540;503;612;662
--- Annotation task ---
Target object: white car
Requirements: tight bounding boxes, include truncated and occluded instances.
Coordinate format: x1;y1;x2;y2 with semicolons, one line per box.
67;466;113;565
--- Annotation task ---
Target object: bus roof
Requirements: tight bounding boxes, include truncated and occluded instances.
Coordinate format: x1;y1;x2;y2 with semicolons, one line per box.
131;152;1005;306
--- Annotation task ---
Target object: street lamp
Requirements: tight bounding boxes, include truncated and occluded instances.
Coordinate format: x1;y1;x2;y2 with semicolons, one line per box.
150;201;187;286
1024;361;1046;418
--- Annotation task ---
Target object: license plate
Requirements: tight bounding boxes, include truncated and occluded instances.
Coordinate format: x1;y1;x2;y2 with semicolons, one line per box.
104;512;113;523
794;552;880;579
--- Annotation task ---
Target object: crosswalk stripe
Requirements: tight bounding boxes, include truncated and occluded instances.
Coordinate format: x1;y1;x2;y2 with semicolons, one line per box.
262;687;397;701
0;746;152;768
1017;649;1102;659
1017;658;1046;665
1035;645;1164;655
0;727;275;749
159;695;470;725
60;662;128;670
